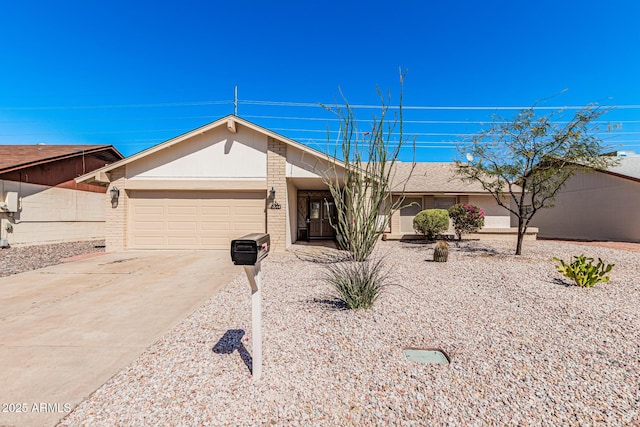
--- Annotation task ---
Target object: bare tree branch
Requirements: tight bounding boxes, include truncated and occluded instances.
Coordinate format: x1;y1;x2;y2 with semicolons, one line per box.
455;102;618;255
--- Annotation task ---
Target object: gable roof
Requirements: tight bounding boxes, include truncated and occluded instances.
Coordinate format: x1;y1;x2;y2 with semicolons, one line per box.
0;144;123;174
390;162;497;193
76;115;345;184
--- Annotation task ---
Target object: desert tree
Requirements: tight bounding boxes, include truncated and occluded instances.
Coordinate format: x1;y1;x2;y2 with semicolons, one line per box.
455;104;618;255
322;71;415;262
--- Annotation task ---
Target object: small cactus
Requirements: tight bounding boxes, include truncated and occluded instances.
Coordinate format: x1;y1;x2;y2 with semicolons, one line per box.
433;240;449;262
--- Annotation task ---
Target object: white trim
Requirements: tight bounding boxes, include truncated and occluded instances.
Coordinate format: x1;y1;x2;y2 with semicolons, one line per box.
76;115;346;184
124;179;267;191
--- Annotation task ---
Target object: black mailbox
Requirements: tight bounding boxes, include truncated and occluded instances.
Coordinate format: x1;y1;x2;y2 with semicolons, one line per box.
230;233;270;265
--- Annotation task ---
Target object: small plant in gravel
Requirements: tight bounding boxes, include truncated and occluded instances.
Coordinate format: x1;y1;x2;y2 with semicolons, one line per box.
448;203;485;240
433;240;449;262
323;258;390;309
553;254;614;287
413;209;449;240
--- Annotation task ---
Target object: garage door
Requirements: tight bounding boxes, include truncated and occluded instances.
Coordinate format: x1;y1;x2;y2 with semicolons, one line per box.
128;190;266;249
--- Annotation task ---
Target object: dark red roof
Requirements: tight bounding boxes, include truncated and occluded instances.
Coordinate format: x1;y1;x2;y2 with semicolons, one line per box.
0;145;123;173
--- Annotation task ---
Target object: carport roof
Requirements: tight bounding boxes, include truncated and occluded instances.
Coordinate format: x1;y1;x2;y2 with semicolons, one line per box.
76;115;346;185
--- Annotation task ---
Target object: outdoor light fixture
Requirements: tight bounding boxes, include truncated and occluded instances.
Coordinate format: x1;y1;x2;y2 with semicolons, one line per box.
268;187;281;209
110;186;120;201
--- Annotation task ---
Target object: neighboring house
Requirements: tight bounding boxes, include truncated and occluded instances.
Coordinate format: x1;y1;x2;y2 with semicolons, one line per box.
387;162;537;240
76;116;346;253
0;145;123;246
527;153;640;242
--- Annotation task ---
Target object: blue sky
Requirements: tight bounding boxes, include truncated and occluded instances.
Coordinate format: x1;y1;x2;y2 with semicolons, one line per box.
1;1;639;161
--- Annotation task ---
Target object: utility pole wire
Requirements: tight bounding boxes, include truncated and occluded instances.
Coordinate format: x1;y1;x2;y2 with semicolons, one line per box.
0;100;233;111
239;99;640;111
1;98;640;111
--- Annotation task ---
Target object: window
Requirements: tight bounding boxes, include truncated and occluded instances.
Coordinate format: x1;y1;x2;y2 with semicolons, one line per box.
323;200;336;220
434;196;457;210
310;202;320;219
400;197;423;233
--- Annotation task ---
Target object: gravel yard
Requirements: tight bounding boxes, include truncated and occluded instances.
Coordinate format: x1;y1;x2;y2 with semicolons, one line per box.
0;240;105;277
61;240;639;426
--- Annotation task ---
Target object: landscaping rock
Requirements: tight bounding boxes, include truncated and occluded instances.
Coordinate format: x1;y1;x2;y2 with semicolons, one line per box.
0;240;105;277
60;240;640;426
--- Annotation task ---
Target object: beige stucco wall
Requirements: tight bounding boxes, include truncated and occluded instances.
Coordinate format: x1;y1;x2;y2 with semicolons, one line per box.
0;180;105;246
126;125;267;181
528;170;640;242
388;193;511;236
468;194;511;228
286;147;342;179
105;167;128;251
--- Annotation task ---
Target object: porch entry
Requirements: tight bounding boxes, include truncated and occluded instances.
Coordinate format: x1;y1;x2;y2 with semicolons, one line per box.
297;191;337;240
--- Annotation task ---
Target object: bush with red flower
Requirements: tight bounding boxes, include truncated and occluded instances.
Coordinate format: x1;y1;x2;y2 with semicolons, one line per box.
448;203;485;240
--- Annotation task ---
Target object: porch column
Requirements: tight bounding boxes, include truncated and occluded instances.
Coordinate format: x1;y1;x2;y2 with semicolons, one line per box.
267;137;287;253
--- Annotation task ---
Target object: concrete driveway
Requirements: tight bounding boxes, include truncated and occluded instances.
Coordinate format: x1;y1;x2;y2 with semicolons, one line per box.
0;250;238;427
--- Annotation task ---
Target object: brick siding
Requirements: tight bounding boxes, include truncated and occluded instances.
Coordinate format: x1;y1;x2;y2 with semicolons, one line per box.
267;137;287;253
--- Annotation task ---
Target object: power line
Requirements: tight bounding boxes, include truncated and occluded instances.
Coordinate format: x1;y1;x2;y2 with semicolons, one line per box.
0;100;232;111
278;138;640;146
0;115;223;124
0;128;191;136
4;127;638;138
240;99;640;111
1;96;638;155
2;98;640;111
3;114;639;126
266;128;640;137
243;114;640;125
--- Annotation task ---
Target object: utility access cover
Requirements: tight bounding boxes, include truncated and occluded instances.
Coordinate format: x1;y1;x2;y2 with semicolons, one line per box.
403;348;450;365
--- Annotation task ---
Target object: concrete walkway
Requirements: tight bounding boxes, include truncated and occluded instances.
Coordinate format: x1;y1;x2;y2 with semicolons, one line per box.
0;250;238;427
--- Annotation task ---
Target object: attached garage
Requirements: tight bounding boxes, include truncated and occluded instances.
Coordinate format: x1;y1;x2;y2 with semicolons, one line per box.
128;190;266;250
76;116;347;253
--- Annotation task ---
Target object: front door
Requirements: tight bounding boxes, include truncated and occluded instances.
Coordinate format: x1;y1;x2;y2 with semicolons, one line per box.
309;198;337;238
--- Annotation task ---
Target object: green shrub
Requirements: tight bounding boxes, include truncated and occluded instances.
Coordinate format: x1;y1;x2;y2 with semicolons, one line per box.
553;254;614;287
448;203;485;240
323;258;390;309
413;209;449;240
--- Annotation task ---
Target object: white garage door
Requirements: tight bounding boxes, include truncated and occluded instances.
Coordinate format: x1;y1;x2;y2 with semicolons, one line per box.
128;190;266;249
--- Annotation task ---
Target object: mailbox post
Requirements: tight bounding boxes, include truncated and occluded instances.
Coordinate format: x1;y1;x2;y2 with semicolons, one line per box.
230;233;270;380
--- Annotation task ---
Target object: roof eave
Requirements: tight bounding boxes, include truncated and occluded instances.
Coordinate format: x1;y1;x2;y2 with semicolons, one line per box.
77;115;347;184
1;145;122;175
